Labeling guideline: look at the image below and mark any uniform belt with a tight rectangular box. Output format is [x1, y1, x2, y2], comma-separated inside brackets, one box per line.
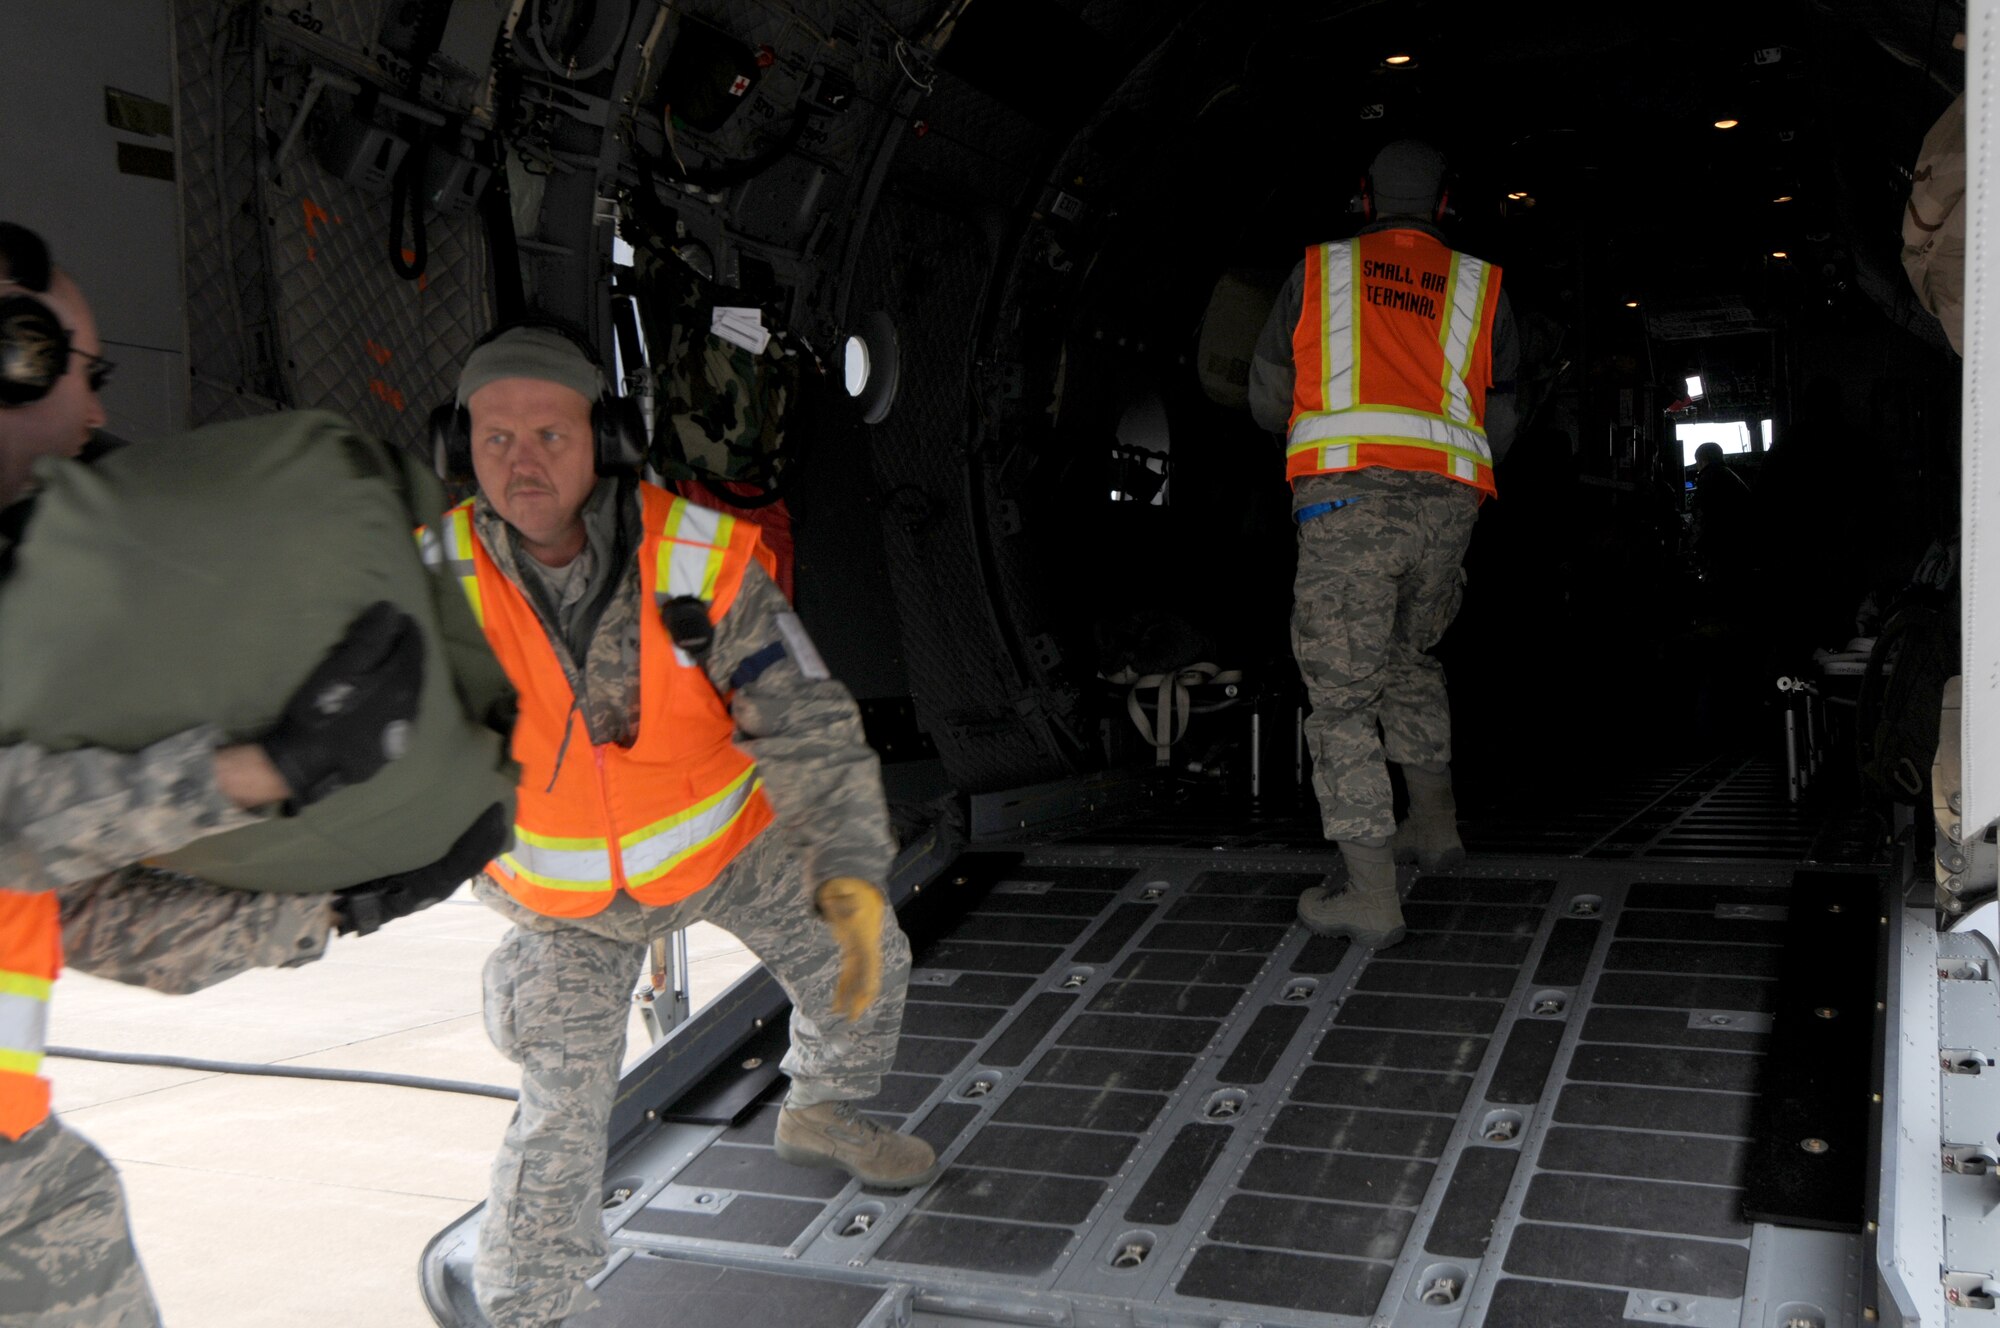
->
[1295, 497, 1362, 524]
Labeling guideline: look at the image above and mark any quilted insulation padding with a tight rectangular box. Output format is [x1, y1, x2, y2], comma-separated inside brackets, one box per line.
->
[174, 1, 489, 454]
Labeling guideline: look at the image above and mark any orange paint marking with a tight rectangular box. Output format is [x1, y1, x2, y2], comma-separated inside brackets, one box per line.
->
[400, 249, 430, 292]
[365, 339, 393, 366]
[302, 198, 333, 239]
[369, 379, 407, 413]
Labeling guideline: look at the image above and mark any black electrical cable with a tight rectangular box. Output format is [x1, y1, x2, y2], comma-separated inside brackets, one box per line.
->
[46, 1045, 518, 1101]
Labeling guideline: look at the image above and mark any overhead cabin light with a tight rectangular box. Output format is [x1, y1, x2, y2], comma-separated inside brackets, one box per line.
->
[1506, 191, 1529, 200]
[1773, 194, 1794, 203]
[1686, 375, 1706, 400]
[1384, 53, 1414, 65]
[1770, 250, 1788, 258]
[1713, 118, 1740, 129]
[1624, 300, 1640, 308]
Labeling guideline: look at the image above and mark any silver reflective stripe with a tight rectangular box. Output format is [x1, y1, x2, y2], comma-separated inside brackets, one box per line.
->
[1289, 409, 1493, 462]
[1438, 252, 1487, 424]
[417, 527, 446, 569]
[0, 992, 48, 1058]
[501, 839, 615, 891]
[1322, 444, 1356, 471]
[620, 772, 761, 883]
[666, 541, 715, 601]
[1321, 242, 1359, 410]
[673, 502, 724, 546]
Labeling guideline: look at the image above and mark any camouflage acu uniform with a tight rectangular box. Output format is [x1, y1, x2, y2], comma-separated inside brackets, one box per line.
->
[466, 487, 902, 1328]
[1289, 469, 1479, 844]
[0, 727, 336, 1327]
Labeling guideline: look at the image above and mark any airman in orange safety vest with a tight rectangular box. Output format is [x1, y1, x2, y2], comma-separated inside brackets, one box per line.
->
[1249, 141, 1520, 950]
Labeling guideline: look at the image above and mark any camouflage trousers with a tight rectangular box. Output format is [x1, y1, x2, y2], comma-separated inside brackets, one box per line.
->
[1290, 468, 1480, 844]
[0, 1117, 157, 1327]
[471, 831, 911, 1328]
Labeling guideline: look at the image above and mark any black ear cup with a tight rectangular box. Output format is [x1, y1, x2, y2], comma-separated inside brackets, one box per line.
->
[593, 395, 648, 476]
[430, 402, 473, 483]
[0, 293, 70, 408]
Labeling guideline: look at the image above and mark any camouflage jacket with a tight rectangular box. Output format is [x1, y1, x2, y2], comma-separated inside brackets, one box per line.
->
[470, 486, 894, 891]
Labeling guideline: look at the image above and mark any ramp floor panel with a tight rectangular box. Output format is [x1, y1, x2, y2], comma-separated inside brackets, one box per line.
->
[565, 846, 1870, 1327]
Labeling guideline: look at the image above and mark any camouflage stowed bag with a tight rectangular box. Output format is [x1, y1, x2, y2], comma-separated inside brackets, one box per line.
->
[627, 244, 799, 489]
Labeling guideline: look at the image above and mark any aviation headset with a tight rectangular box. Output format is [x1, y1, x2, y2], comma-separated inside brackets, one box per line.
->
[429, 317, 648, 483]
[0, 223, 75, 408]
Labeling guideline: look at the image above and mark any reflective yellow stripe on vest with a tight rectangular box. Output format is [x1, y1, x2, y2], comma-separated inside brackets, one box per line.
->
[1436, 251, 1492, 426]
[498, 827, 616, 893]
[656, 501, 737, 666]
[621, 767, 764, 888]
[416, 508, 484, 627]
[1288, 407, 1493, 484]
[0, 970, 51, 1078]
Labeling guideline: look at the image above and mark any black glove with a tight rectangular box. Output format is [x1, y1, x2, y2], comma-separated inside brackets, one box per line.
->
[262, 601, 425, 809]
[333, 802, 510, 937]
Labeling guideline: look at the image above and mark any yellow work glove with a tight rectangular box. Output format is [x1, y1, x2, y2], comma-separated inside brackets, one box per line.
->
[815, 877, 885, 1022]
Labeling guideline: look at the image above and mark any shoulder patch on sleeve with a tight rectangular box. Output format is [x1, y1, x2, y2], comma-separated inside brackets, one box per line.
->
[773, 612, 830, 681]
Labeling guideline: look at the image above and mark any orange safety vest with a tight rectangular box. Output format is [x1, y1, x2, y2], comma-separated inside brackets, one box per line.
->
[1287, 228, 1504, 499]
[420, 484, 776, 918]
[0, 891, 59, 1140]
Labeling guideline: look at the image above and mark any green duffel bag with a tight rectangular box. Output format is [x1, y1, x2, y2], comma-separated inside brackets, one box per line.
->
[0, 409, 518, 893]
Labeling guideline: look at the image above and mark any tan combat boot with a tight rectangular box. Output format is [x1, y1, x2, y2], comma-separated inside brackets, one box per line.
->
[775, 1100, 940, 1189]
[1392, 764, 1466, 871]
[1297, 840, 1407, 948]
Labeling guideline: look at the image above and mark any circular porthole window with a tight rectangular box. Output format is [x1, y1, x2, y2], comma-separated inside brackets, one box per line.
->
[843, 335, 871, 397]
[843, 312, 901, 424]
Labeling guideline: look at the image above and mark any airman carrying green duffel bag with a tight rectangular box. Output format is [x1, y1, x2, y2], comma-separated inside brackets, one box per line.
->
[0, 409, 518, 893]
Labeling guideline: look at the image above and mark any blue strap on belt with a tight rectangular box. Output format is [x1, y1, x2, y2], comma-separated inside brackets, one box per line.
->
[1295, 497, 1361, 524]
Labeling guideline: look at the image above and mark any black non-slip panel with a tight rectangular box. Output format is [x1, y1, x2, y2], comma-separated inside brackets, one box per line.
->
[872, 1212, 1073, 1276]
[1532, 918, 1600, 987]
[1210, 1192, 1415, 1262]
[983, 993, 1077, 1067]
[1115, 951, 1265, 985]
[872, 1074, 942, 1113]
[1139, 921, 1291, 954]
[1407, 877, 1557, 906]
[1060, 1012, 1222, 1054]
[1335, 993, 1504, 1035]
[673, 1144, 851, 1200]
[1166, 895, 1299, 925]
[1613, 911, 1788, 946]
[1502, 1224, 1750, 1298]
[918, 1167, 1106, 1224]
[1567, 1043, 1764, 1094]
[1592, 972, 1777, 1013]
[1314, 1027, 1490, 1074]
[1011, 866, 1141, 891]
[1087, 980, 1243, 1019]
[1424, 1146, 1521, 1258]
[994, 1084, 1167, 1134]
[954, 1123, 1137, 1177]
[1538, 1125, 1750, 1186]
[1580, 1007, 1771, 1052]
[1294, 1065, 1474, 1115]
[1484, 1279, 1637, 1328]
[1486, 1018, 1565, 1105]
[1189, 869, 1325, 897]
[580, 1256, 888, 1328]
[1625, 883, 1790, 911]
[904, 973, 1038, 1007]
[1265, 1104, 1457, 1158]
[1401, 902, 1545, 935]
[912, 1102, 982, 1155]
[1605, 939, 1783, 979]
[1354, 961, 1517, 1000]
[624, 1195, 827, 1247]
[1374, 931, 1536, 966]
[893, 1036, 979, 1076]
[972, 889, 1124, 917]
[1741, 870, 1880, 1232]
[1554, 1083, 1757, 1138]
[1238, 1148, 1436, 1207]
[902, 1001, 1011, 1040]
[1073, 904, 1158, 963]
[1177, 1244, 1392, 1317]
[1523, 1172, 1752, 1240]
[1124, 1124, 1235, 1225]
[1027, 1046, 1195, 1093]
[947, 914, 1095, 946]
[1292, 934, 1354, 973]
[916, 940, 1069, 975]
[1218, 1006, 1309, 1084]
